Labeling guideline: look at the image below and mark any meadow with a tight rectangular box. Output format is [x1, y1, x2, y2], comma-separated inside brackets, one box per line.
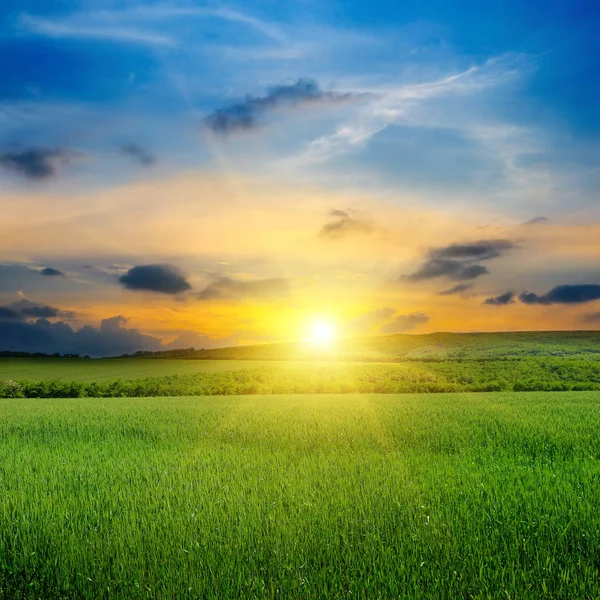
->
[130, 330, 600, 361]
[1, 392, 599, 599]
[3, 356, 600, 397]
[2, 333, 599, 598]
[0, 358, 264, 382]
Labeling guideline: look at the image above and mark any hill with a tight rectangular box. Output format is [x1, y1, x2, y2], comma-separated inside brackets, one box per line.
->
[122, 330, 600, 362]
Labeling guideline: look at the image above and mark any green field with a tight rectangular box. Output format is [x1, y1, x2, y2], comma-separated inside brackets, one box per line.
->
[1, 392, 599, 599]
[3, 356, 600, 396]
[127, 330, 600, 361]
[0, 358, 270, 382]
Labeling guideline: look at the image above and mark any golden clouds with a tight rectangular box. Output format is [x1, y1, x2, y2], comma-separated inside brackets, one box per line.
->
[2, 170, 600, 342]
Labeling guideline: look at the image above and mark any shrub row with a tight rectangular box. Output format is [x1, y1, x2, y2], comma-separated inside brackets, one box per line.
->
[2, 358, 600, 397]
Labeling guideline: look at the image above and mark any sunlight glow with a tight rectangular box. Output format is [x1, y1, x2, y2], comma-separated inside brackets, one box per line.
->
[305, 318, 338, 347]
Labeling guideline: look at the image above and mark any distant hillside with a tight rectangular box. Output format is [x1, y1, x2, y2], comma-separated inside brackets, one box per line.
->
[122, 331, 600, 362]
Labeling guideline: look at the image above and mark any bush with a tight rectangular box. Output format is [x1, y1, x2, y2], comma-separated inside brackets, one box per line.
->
[3, 356, 600, 398]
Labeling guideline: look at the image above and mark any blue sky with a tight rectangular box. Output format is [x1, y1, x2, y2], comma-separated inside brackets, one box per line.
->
[0, 0, 599, 354]
[1, 0, 597, 196]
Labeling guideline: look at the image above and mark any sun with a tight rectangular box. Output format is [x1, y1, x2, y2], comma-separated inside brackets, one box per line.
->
[305, 318, 339, 347]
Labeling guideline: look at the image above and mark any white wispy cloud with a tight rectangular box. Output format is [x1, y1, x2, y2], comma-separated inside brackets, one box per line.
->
[16, 3, 287, 48]
[17, 14, 177, 47]
[285, 55, 528, 168]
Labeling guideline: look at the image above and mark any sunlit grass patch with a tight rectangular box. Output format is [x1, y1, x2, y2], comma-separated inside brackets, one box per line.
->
[0, 392, 599, 598]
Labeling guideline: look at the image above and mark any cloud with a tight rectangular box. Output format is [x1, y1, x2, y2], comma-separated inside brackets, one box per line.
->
[0, 304, 237, 356]
[406, 261, 488, 282]
[0, 299, 75, 320]
[319, 209, 374, 239]
[0, 314, 162, 357]
[289, 55, 525, 167]
[347, 306, 396, 334]
[0, 307, 20, 320]
[404, 239, 514, 282]
[519, 284, 600, 305]
[483, 291, 515, 306]
[0, 147, 82, 180]
[17, 5, 285, 48]
[379, 312, 429, 334]
[439, 283, 473, 296]
[524, 216, 549, 225]
[40, 267, 65, 277]
[18, 13, 176, 47]
[582, 312, 600, 324]
[429, 240, 514, 261]
[119, 264, 192, 295]
[203, 78, 355, 135]
[120, 144, 156, 167]
[197, 277, 289, 300]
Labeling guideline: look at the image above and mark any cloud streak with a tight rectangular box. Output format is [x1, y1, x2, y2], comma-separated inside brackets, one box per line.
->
[18, 13, 177, 47]
[18, 5, 286, 48]
[288, 55, 525, 167]
[404, 239, 514, 283]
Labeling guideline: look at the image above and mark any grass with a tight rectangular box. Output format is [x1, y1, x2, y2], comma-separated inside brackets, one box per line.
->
[6, 331, 600, 364]
[4, 357, 600, 396]
[129, 330, 600, 361]
[1, 392, 599, 599]
[0, 358, 272, 382]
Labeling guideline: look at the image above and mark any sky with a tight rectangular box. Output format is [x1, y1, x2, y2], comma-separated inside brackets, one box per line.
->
[0, 0, 599, 356]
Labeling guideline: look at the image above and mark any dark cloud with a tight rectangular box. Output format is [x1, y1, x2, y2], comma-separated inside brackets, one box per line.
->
[0, 313, 239, 357]
[320, 209, 373, 239]
[0, 307, 20, 320]
[405, 259, 488, 282]
[204, 78, 355, 135]
[524, 216, 549, 225]
[197, 277, 289, 301]
[483, 291, 515, 306]
[19, 304, 64, 319]
[439, 283, 473, 296]
[519, 284, 600, 305]
[429, 240, 514, 261]
[120, 144, 156, 167]
[379, 312, 429, 334]
[0, 299, 76, 320]
[40, 267, 65, 277]
[582, 312, 600, 323]
[0, 147, 82, 180]
[404, 239, 514, 282]
[119, 264, 192, 295]
[0, 315, 161, 358]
